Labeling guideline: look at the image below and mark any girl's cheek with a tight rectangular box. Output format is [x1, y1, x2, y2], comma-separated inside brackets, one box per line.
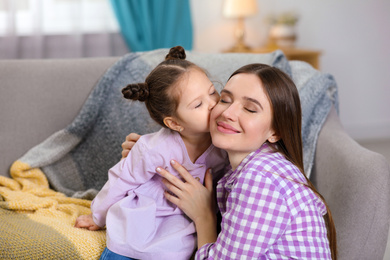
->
[212, 105, 224, 119]
[209, 109, 217, 121]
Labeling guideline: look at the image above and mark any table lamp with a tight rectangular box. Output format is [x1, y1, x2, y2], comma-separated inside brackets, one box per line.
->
[223, 0, 258, 52]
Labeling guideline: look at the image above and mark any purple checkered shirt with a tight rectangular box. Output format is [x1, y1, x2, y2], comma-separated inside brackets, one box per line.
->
[196, 143, 331, 259]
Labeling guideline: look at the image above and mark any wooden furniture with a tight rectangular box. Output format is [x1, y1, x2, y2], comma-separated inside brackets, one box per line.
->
[225, 46, 322, 69]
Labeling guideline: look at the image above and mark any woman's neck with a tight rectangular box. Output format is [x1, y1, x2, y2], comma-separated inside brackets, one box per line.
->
[227, 151, 251, 171]
[181, 133, 212, 163]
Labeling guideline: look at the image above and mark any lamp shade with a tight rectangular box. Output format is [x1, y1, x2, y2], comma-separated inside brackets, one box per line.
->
[223, 0, 258, 18]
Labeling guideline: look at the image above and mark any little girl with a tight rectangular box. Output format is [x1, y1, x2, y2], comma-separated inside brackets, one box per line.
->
[74, 46, 227, 260]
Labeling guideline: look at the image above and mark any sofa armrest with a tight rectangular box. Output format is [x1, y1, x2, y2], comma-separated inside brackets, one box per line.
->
[0, 57, 120, 177]
[311, 106, 390, 260]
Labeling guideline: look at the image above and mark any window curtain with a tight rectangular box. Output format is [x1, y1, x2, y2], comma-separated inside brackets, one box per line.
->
[110, 0, 193, 51]
[0, 0, 128, 59]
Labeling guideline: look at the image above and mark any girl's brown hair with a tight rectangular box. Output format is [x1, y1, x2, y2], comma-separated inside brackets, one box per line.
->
[122, 46, 200, 127]
[229, 63, 337, 260]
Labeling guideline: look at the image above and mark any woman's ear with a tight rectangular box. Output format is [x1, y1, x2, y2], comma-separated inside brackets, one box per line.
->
[267, 133, 280, 143]
[163, 117, 183, 132]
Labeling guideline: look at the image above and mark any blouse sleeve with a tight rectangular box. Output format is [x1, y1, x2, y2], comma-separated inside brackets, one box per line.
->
[91, 141, 158, 227]
[196, 169, 291, 259]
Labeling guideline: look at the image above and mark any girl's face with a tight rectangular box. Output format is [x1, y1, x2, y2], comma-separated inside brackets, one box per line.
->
[174, 68, 219, 135]
[210, 73, 278, 162]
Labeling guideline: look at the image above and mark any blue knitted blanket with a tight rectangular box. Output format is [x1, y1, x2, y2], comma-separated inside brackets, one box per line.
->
[15, 49, 338, 199]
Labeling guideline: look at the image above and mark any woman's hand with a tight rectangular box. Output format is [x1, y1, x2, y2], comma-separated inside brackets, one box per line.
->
[156, 160, 217, 248]
[74, 214, 102, 231]
[121, 133, 141, 158]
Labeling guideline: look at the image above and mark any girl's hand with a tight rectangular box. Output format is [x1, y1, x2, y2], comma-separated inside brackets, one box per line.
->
[74, 214, 102, 231]
[121, 133, 141, 158]
[157, 160, 217, 247]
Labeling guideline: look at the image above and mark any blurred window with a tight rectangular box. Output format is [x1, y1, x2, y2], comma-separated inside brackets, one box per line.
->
[0, 0, 119, 36]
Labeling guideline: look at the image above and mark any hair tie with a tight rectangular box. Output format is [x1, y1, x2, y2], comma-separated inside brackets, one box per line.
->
[165, 46, 186, 60]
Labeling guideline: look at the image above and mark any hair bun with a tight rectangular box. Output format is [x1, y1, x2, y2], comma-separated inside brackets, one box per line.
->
[165, 46, 186, 60]
[122, 83, 149, 102]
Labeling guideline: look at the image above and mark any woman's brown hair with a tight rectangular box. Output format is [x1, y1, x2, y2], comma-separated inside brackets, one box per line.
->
[122, 46, 202, 128]
[229, 63, 337, 260]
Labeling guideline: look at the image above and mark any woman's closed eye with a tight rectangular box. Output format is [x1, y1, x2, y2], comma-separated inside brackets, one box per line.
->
[245, 107, 257, 113]
[219, 95, 232, 104]
[244, 102, 258, 113]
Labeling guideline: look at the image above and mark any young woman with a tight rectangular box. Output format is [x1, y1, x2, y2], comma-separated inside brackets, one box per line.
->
[151, 64, 337, 259]
[74, 46, 227, 260]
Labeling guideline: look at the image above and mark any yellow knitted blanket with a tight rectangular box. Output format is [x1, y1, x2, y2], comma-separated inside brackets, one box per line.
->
[0, 161, 106, 259]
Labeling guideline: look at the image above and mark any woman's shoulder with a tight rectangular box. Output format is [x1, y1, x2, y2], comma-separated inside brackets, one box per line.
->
[244, 147, 299, 176]
[246, 152, 303, 188]
[239, 149, 314, 209]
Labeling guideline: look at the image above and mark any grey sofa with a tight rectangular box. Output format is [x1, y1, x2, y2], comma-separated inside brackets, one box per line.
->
[1, 55, 389, 260]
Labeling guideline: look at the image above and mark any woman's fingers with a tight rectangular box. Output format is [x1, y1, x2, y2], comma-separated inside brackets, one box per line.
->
[163, 190, 181, 206]
[121, 149, 129, 159]
[156, 166, 185, 189]
[161, 178, 182, 196]
[127, 133, 141, 142]
[157, 163, 216, 223]
[156, 160, 210, 192]
[157, 167, 186, 206]
[204, 169, 213, 193]
[121, 133, 141, 158]
[169, 160, 198, 184]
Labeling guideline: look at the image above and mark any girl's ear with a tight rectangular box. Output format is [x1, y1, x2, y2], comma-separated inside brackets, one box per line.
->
[163, 117, 183, 132]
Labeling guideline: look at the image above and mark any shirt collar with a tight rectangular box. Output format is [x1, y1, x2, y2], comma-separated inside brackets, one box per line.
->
[222, 142, 275, 182]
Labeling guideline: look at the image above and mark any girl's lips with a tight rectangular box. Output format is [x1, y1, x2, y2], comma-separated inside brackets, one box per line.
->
[216, 121, 240, 134]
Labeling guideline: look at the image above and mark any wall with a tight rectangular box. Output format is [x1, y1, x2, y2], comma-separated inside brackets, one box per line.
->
[190, 0, 390, 141]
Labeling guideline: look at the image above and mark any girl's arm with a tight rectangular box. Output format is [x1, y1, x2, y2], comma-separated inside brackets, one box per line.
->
[92, 141, 154, 227]
[77, 155, 148, 230]
[156, 160, 218, 248]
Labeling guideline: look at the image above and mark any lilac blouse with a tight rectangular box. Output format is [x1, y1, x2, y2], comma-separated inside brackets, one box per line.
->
[196, 143, 331, 259]
[91, 128, 227, 260]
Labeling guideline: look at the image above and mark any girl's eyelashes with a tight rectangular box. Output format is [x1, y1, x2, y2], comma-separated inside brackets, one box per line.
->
[195, 102, 202, 108]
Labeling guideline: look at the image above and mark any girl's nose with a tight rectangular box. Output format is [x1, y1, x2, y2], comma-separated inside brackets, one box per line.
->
[208, 96, 217, 110]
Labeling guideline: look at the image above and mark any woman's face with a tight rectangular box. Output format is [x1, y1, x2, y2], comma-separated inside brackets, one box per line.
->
[210, 73, 278, 160]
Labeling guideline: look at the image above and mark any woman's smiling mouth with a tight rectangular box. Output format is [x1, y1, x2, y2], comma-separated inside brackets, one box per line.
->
[216, 121, 240, 134]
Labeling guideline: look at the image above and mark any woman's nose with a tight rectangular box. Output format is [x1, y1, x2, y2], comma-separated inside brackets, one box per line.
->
[221, 102, 238, 121]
